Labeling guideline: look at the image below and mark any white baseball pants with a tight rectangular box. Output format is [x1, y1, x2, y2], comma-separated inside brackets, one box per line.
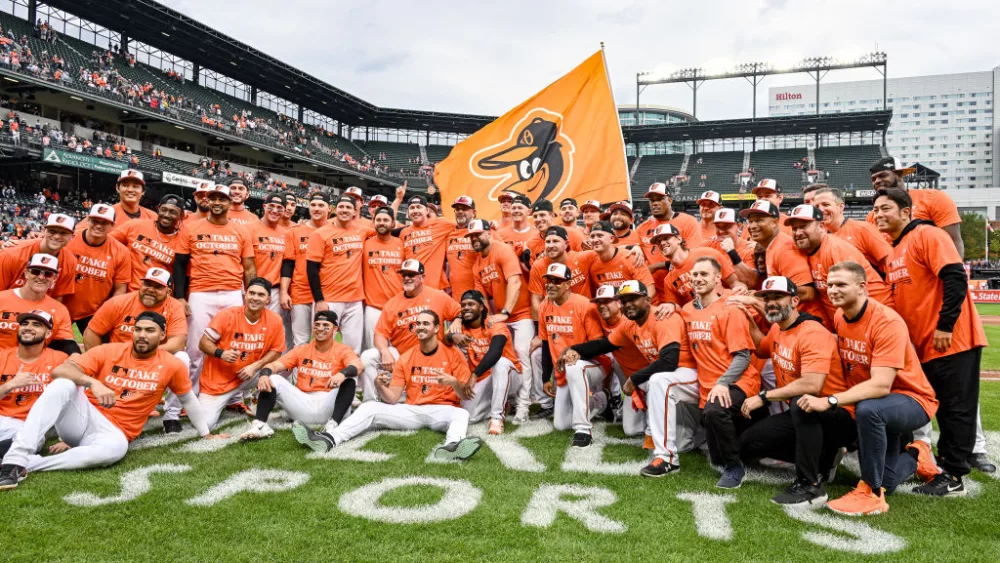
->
[0, 415, 24, 442]
[529, 348, 554, 411]
[363, 306, 382, 351]
[326, 300, 364, 353]
[611, 359, 646, 437]
[2, 379, 128, 472]
[185, 289, 243, 381]
[268, 288, 293, 351]
[508, 319, 538, 411]
[647, 368, 700, 466]
[331, 401, 470, 446]
[291, 303, 314, 347]
[268, 375, 350, 425]
[553, 360, 608, 435]
[197, 377, 259, 430]
[360, 347, 399, 402]
[461, 357, 520, 423]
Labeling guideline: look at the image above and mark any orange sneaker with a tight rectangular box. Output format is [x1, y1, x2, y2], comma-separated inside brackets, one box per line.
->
[907, 441, 941, 482]
[643, 434, 654, 450]
[827, 481, 889, 516]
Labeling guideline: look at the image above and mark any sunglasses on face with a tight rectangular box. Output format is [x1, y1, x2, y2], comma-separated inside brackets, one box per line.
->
[28, 268, 56, 278]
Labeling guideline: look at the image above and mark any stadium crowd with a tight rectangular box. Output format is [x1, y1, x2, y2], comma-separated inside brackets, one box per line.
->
[0, 155, 993, 519]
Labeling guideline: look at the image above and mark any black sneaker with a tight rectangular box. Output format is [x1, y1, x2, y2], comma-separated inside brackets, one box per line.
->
[0, 438, 12, 459]
[771, 478, 829, 506]
[0, 464, 26, 490]
[640, 458, 680, 478]
[913, 473, 966, 497]
[162, 420, 182, 434]
[971, 453, 996, 474]
[291, 421, 335, 453]
[532, 407, 555, 420]
[571, 432, 592, 448]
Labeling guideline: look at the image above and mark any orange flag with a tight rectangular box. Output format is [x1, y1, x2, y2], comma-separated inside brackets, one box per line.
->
[434, 50, 630, 221]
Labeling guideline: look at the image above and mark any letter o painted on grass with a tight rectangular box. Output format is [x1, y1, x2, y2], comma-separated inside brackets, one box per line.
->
[339, 476, 482, 524]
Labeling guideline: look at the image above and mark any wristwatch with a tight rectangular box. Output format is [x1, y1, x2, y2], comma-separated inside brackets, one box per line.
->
[499, 309, 510, 317]
[757, 390, 770, 405]
[827, 396, 839, 409]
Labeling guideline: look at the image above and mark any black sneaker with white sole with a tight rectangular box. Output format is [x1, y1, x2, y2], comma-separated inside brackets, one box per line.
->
[434, 437, 484, 461]
[162, 420, 182, 434]
[0, 464, 26, 490]
[640, 458, 680, 478]
[532, 407, 555, 420]
[771, 478, 829, 506]
[971, 453, 996, 474]
[913, 473, 966, 497]
[291, 421, 335, 453]
[571, 432, 592, 448]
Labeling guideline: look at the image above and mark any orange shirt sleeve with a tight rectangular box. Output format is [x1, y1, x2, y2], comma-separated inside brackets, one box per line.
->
[925, 190, 961, 228]
[52, 251, 77, 297]
[277, 345, 304, 371]
[87, 297, 122, 337]
[537, 302, 549, 341]
[265, 315, 286, 353]
[72, 345, 108, 376]
[439, 294, 462, 323]
[374, 301, 394, 340]
[282, 229, 297, 262]
[239, 226, 254, 259]
[757, 324, 776, 359]
[53, 305, 74, 341]
[774, 246, 813, 286]
[450, 346, 473, 384]
[917, 225, 963, 275]
[582, 303, 604, 341]
[724, 306, 754, 354]
[655, 315, 685, 350]
[799, 323, 835, 374]
[205, 308, 233, 341]
[305, 229, 327, 263]
[870, 314, 908, 370]
[165, 299, 187, 338]
[109, 222, 129, 245]
[528, 260, 545, 295]
[165, 358, 193, 395]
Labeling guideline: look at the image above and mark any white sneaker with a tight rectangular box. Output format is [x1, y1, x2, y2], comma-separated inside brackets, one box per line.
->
[512, 407, 529, 424]
[323, 420, 339, 435]
[488, 419, 504, 435]
[239, 420, 274, 441]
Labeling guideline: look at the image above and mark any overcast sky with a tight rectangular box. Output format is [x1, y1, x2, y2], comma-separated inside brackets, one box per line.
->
[158, 0, 999, 121]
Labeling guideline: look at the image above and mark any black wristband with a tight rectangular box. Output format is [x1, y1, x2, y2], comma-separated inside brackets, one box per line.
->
[259, 367, 273, 377]
[727, 249, 742, 265]
[534, 321, 539, 333]
[213, 348, 224, 359]
[758, 389, 770, 405]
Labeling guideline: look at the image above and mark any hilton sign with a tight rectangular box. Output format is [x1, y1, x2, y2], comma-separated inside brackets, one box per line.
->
[775, 93, 803, 100]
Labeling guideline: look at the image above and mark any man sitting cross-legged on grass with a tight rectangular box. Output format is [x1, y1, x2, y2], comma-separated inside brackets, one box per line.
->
[240, 310, 362, 441]
[293, 310, 484, 461]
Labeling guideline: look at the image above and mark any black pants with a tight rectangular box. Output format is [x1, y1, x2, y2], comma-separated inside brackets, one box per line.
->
[702, 385, 755, 469]
[74, 315, 92, 336]
[922, 347, 981, 477]
[739, 398, 857, 484]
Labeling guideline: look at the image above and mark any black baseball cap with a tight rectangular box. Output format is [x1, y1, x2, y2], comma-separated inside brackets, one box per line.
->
[336, 196, 356, 207]
[314, 310, 339, 325]
[460, 289, 487, 306]
[511, 195, 532, 207]
[532, 199, 554, 213]
[407, 195, 429, 207]
[159, 194, 184, 209]
[264, 194, 284, 206]
[545, 226, 568, 241]
[374, 207, 395, 219]
[560, 198, 578, 208]
[225, 176, 247, 187]
[869, 156, 915, 176]
[247, 277, 273, 293]
[589, 221, 616, 236]
[309, 192, 331, 203]
[135, 311, 167, 331]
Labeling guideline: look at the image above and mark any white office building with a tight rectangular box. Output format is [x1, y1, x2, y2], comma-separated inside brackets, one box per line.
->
[768, 68, 998, 191]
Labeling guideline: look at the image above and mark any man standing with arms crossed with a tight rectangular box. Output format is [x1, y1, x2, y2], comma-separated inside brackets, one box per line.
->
[362, 207, 403, 350]
[281, 192, 330, 347]
[111, 194, 189, 292]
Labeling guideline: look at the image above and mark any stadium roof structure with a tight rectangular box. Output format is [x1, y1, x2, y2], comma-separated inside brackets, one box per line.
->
[622, 110, 892, 144]
[45, 0, 496, 134]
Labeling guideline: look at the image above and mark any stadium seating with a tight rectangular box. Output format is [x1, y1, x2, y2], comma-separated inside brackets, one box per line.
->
[361, 141, 422, 175]
[814, 145, 882, 191]
[748, 148, 807, 193]
[685, 151, 745, 194]
[630, 154, 684, 199]
[425, 145, 453, 164]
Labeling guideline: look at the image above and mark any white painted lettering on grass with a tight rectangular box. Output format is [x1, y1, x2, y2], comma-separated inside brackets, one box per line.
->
[521, 484, 625, 534]
[561, 423, 645, 475]
[677, 492, 736, 541]
[63, 464, 192, 507]
[307, 430, 416, 462]
[339, 476, 481, 524]
[468, 419, 552, 473]
[185, 469, 310, 507]
[784, 506, 906, 554]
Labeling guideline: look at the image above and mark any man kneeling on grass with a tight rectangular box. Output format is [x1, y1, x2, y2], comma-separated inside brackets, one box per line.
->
[292, 310, 484, 461]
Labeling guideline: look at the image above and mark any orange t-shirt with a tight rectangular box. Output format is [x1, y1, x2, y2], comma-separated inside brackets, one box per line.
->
[399, 217, 455, 290]
[63, 233, 130, 320]
[0, 347, 68, 420]
[460, 321, 522, 381]
[525, 228, 586, 263]
[866, 189, 961, 230]
[199, 307, 285, 395]
[886, 223, 987, 362]
[249, 222, 287, 286]
[587, 248, 656, 297]
[764, 232, 826, 320]
[283, 221, 324, 305]
[227, 207, 261, 228]
[73, 343, 191, 441]
[636, 215, 699, 303]
[497, 224, 538, 262]
[183, 212, 209, 226]
[276, 341, 360, 393]
[833, 299, 938, 419]
[528, 251, 594, 297]
[830, 218, 891, 273]
[0, 240, 78, 298]
[185, 220, 254, 293]
[473, 242, 532, 322]
[607, 312, 694, 377]
[305, 221, 374, 302]
[392, 342, 472, 406]
[538, 293, 606, 386]
[705, 237, 758, 267]
[0, 289, 74, 348]
[375, 287, 462, 353]
[758, 316, 846, 398]
[682, 297, 760, 407]
[109, 203, 157, 227]
[110, 219, 190, 291]
[362, 235, 404, 307]
[699, 221, 716, 242]
[805, 235, 892, 327]
[445, 226, 479, 300]
[662, 247, 735, 307]
[87, 292, 187, 343]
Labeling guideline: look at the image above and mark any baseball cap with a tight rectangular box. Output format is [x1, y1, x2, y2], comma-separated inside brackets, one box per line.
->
[88, 204, 116, 224]
[159, 194, 185, 209]
[713, 208, 738, 224]
[532, 199, 554, 213]
[263, 193, 285, 206]
[560, 198, 578, 208]
[511, 194, 532, 208]
[617, 280, 649, 298]
[451, 195, 476, 209]
[466, 219, 491, 234]
[644, 182, 670, 198]
[284, 192, 298, 203]
[544, 226, 568, 241]
[344, 186, 364, 200]
[739, 200, 780, 219]
[751, 178, 782, 195]
[314, 310, 340, 325]
[27, 253, 58, 272]
[336, 196, 356, 207]
[194, 181, 215, 193]
[398, 259, 425, 275]
[142, 267, 172, 287]
[592, 284, 617, 302]
[758, 276, 798, 297]
[407, 195, 428, 207]
[869, 156, 915, 176]
[16, 309, 53, 329]
[608, 201, 633, 217]
[497, 191, 515, 203]
[135, 310, 167, 331]
[308, 191, 331, 204]
[543, 262, 572, 281]
[580, 199, 602, 212]
[44, 213, 75, 232]
[117, 169, 145, 186]
[650, 223, 681, 243]
[697, 191, 721, 206]
[247, 277, 273, 293]
[589, 221, 616, 236]
[208, 185, 232, 199]
[225, 176, 247, 188]
[460, 289, 487, 306]
[784, 204, 823, 224]
[373, 206, 395, 220]
[368, 195, 389, 208]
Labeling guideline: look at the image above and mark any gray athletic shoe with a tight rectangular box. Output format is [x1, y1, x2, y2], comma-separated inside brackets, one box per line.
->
[434, 437, 484, 461]
[291, 421, 335, 453]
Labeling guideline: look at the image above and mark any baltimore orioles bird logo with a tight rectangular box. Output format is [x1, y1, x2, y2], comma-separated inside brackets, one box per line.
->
[471, 109, 576, 205]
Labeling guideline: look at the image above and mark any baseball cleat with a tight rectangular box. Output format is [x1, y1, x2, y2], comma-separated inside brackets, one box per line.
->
[971, 453, 996, 474]
[0, 464, 26, 490]
[827, 481, 889, 516]
[434, 437, 484, 461]
[571, 432, 592, 448]
[716, 464, 746, 489]
[640, 457, 679, 478]
[771, 478, 828, 506]
[532, 407, 555, 420]
[488, 419, 504, 435]
[162, 420, 182, 434]
[291, 421, 335, 453]
[239, 420, 275, 442]
[913, 473, 966, 497]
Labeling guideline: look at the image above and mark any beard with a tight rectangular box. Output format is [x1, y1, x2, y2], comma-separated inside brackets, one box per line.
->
[764, 304, 793, 324]
[17, 333, 46, 346]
